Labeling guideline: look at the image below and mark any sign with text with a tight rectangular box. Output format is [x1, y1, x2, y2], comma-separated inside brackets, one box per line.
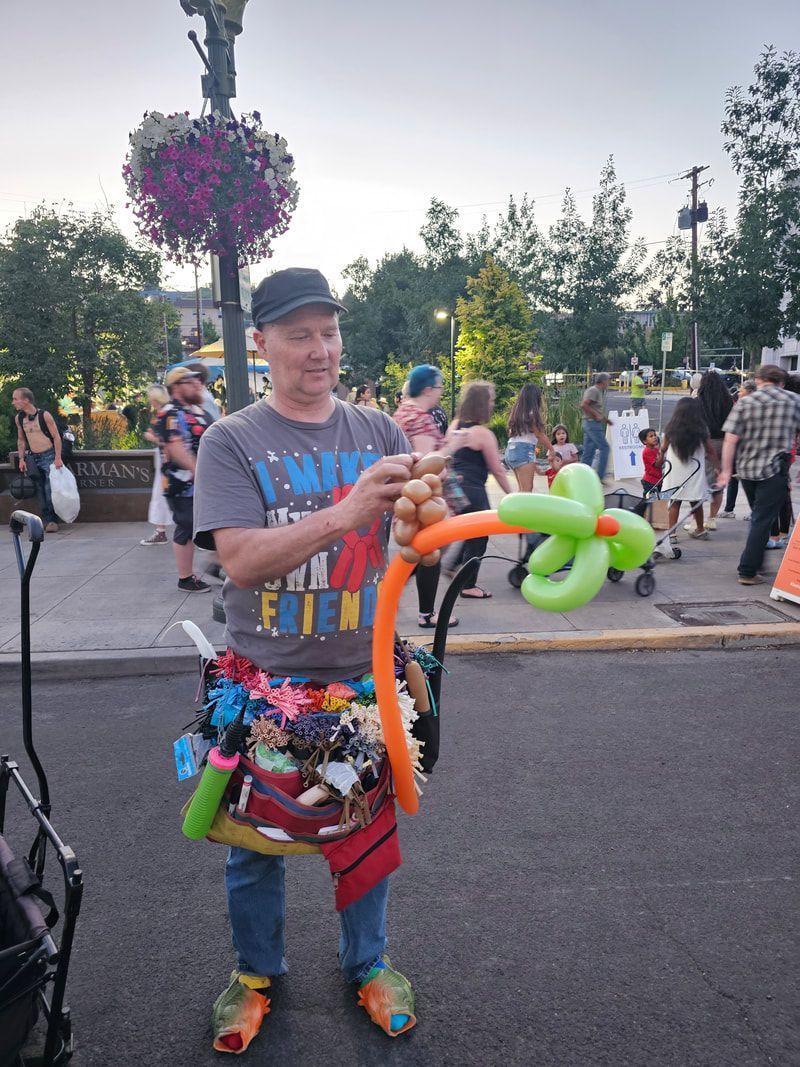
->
[661, 332, 673, 352]
[606, 409, 650, 480]
[770, 521, 800, 607]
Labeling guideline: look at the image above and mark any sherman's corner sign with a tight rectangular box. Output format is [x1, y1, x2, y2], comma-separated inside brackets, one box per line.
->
[69, 456, 152, 491]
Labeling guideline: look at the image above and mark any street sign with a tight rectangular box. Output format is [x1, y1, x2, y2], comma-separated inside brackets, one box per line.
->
[661, 332, 673, 353]
[607, 408, 650, 479]
[630, 356, 639, 366]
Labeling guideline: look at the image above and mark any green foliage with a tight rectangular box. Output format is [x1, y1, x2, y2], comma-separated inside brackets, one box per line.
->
[715, 46, 800, 363]
[202, 317, 220, 344]
[340, 223, 483, 385]
[455, 258, 534, 412]
[0, 206, 165, 432]
[380, 356, 413, 410]
[541, 381, 586, 446]
[419, 198, 463, 268]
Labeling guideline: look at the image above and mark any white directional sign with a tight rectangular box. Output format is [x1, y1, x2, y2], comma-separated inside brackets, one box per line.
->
[606, 408, 650, 479]
[661, 331, 673, 352]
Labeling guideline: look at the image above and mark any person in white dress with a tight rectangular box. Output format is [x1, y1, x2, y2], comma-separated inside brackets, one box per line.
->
[140, 384, 173, 546]
[659, 397, 720, 540]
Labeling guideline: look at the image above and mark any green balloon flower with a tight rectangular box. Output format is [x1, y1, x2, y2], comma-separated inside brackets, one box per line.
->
[497, 464, 655, 612]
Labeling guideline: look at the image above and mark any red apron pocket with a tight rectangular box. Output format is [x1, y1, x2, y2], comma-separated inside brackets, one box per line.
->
[320, 799, 401, 911]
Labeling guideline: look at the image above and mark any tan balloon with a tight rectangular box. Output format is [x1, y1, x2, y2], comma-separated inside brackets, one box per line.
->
[393, 519, 419, 546]
[393, 496, 417, 521]
[416, 497, 448, 527]
[399, 545, 422, 564]
[411, 453, 447, 479]
[402, 479, 432, 504]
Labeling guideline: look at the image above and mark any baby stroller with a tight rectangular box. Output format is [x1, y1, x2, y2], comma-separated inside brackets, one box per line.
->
[0, 512, 83, 1066]
[604, 457, 704, 596]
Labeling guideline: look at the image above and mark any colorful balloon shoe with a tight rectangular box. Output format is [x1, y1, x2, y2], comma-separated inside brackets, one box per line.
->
[357, 956, 416, 1037]
[211, 972, 271, 1054]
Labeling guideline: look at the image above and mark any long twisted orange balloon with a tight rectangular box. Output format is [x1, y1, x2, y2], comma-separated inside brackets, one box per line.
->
[372, 512, 526, 815]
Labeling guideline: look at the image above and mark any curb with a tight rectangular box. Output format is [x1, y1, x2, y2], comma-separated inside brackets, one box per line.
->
[1, 622, 800, 681]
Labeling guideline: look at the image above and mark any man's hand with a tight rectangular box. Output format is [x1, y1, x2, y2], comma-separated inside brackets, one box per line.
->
[337, 453, 414, 528]
[54, 458, 63, 470]
[18, 457, 26, 473]
[604, 417, 614, 427]
[715, 470, 731, 489]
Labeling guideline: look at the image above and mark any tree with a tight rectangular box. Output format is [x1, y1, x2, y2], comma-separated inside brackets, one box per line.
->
[717, 46, 800, 364]
[202, 317, 220, 344]
[454, 257, 534, 412]
[0, 206, 164, 430]
[419, 198, 463, 268]
[534, 159, 645, 371]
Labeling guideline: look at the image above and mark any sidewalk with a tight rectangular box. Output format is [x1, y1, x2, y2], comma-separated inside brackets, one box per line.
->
[1, 474, 799, 677]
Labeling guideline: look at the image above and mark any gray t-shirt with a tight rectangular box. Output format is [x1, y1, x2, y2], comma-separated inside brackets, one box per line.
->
[193, 398, 410, 682]
[582, 385, 607, 421]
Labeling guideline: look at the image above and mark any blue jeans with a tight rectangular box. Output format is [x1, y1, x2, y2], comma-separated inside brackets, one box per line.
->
[581, 420, 610, 480]
[225, 848, 389, 982]
[27, 449, 58, 525]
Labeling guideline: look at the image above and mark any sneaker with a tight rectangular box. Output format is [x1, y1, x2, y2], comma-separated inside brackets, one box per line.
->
[705, 517, 717, 530]
[689, 529, 709, 540]
[682, 521, 694, 532]
[178, 575, 211, 593]
[45, 522, 59, 533]
[738, 574, 765, 585]
[140, 530, 168, 545]
[719, 510, 735, 519]
[766, 538, 787, 550]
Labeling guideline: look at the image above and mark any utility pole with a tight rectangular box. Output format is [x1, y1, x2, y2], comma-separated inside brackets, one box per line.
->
[678, 165, 709, 373]
[185, 1, 250, 411]
[194, 265, 202, 351]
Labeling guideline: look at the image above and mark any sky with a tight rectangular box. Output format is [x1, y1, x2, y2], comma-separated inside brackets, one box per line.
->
[4, 0, 798, 296]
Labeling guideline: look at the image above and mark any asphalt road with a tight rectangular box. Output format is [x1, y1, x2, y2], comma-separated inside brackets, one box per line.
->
[2, 650, 797, 1066]
[607, 390, 681, 430]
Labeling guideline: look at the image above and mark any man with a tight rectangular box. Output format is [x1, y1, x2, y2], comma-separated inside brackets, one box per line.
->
[580, 372, 614, 482]
[193, 267, 416, 1053]
[185, 361, 222, 422]
[155, 367, 214, 592]
[12, 387, 63, 532]
[630, 368, 646, 413]
[718, 364, 800, 585]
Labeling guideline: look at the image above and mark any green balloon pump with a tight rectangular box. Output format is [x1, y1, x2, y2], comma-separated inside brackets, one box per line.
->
[182, 706, 247, 840]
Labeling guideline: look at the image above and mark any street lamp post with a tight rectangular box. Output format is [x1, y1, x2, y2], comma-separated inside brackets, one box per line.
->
[181, 0, 250, 412]
[434, 309, 456, 421]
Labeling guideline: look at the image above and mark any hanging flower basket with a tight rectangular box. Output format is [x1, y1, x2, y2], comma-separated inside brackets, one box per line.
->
[123, 110, 299, 265]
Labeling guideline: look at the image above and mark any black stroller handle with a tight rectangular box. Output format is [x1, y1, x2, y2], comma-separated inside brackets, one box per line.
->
[10, 510, 45, 544]
[9, 511, 48, 815]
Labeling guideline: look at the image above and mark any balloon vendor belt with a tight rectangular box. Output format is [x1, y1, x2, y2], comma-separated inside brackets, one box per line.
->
[177, 642, 439, 910]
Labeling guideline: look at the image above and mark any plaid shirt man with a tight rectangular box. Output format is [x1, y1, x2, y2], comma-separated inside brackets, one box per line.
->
[722, 385, 800, 481]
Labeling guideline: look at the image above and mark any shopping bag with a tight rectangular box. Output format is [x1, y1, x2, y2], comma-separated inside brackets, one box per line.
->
[48, 465, 80, 523]
[647, 498, 670, 530]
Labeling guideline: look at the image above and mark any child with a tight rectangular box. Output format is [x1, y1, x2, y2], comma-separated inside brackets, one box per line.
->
[546, 424, 579, 488]
[639, 428, 663, 495]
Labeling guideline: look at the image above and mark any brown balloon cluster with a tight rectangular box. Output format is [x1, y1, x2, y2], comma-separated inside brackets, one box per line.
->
[392, 453, 449, 567]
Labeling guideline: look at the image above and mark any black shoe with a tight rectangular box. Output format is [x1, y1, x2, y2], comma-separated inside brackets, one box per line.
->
[178, 575, 211, 593]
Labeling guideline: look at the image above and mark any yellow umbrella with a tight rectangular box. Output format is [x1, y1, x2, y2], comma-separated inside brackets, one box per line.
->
[192, 326, 259, 356]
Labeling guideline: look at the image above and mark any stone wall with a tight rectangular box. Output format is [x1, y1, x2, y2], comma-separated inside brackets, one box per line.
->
[0, 450, 156, 523]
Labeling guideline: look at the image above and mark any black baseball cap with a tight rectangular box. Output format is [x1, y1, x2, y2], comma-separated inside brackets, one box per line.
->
[251, 268, 346, 328]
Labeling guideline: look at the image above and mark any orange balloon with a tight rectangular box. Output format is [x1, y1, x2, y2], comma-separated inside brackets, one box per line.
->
[373, 511, 527, 814]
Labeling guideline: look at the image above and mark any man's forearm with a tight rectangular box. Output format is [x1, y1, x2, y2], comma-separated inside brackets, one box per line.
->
[214, 501, 359, 587]
[721, 433, 738, 476]
[167, 442, 197, 474]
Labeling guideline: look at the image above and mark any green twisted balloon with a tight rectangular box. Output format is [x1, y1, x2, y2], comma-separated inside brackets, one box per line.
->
[497, 464, 655, 612]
